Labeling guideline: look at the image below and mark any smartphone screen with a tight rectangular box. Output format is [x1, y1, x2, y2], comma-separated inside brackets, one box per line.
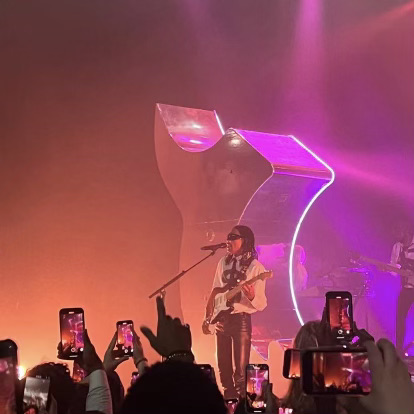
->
[59, 308, 85, 359]
[0, 340, 18, 414]
[130, 371, 139, 386]
[116, 320, 134, 357]
[23, 377, 50, 412]
[0, 358, 17, 414]
[225, 398, 238, 414]
[283, 349, 300, 379]
[72, 361, 87, 383]
[302, 349, 371, 395]
[326, 292, 353, 338]
[246, 364, 269, 413]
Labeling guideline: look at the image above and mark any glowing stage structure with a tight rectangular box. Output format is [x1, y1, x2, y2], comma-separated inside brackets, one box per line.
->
[154, 103, 334, 361]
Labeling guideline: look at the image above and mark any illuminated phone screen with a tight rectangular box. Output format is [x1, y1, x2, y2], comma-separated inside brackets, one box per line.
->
[60, 310, 84, 357]
[328, 296, 352, 337]
[310, 351, 371, 394]
[23, 377, 50, 412]
[246, 365, 269, 412]
[0, 356, 17, 414]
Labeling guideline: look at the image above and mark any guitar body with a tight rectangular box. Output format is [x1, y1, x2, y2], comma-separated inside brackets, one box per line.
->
[206, 285, 234, 325]
[203, 270, 273, 335]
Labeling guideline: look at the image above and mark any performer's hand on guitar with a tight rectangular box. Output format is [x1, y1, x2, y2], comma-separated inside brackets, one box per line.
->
[141, 296, 192, 358]
[242, 284, 255, 301]
[202, 318, 212, 335]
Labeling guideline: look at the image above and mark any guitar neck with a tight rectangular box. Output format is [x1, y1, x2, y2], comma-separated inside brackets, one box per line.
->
[358, 255, 410, 277]
[225, 273, 264, 302]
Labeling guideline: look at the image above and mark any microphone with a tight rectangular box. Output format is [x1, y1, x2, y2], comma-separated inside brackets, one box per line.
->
[200, 242, 227, 251]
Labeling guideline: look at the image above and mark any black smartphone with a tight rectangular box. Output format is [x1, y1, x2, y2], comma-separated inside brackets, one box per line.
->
[59, 308, 85, 359]
[302, 348, 371, 395]
[72, 361, 87, 383]
[225, 398, 239, 414]
[131, 371, 139, 386]
[198, 364, 216, 383]
[283, 349, 301, 379]
[245, 364, 269, 413]
[23, 376, 51, 413]
[115, 320, 134, 357]
[325, 291, 353, 339]
[0, 339, 18, 414]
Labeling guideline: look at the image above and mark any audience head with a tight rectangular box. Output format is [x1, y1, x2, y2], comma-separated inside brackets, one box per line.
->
[121, 361, 227, 414]
[293, 320, 319, 348]
[25, 363, 75, 414]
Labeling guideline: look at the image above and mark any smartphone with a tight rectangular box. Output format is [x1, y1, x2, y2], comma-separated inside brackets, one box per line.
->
[115, 320, 134, 357]
[131, 371, 139, 386]
[23, 376, 51, 413]
[198, 364, 216, 384]
[0, 339, 18, 414]
[72, 361, 87, 383]
[59, 308, 85, 359]
[302, 348, 371, 395]
[245, 364, 269, 413]
[283, 349, 301, 379]
[326, 291, 353, 339]
[225, 398, 239, 414]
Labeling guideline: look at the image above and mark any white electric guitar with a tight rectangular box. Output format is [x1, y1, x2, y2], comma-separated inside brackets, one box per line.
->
[203, 270, 273, 331]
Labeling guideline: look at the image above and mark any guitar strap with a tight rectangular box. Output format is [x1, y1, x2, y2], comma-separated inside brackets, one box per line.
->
[221, 255, 254, 303]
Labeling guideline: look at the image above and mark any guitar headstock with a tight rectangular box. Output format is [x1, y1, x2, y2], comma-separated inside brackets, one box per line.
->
[349, 251, 362, 263]
[258, 270, 273, 281]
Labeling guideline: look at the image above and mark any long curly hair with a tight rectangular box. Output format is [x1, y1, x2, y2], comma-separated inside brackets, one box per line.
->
[25, 362, 76, 414]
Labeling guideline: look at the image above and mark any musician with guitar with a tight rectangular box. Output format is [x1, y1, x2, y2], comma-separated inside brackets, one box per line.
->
[356, 222, 414, 354]
[391, 222, 414, 354]
[201, 225, 272, 399]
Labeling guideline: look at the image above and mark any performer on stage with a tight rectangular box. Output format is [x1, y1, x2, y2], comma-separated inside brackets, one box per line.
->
[202, 225, 268, 399]
[391, 221, 414, 354]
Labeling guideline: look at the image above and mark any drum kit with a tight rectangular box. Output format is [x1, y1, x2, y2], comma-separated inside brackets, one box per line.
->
[299, 260, 374, 300]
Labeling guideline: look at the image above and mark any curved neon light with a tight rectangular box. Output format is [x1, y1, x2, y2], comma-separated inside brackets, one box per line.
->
[214, 111, 226, 136]
[288, 135, 335, 326]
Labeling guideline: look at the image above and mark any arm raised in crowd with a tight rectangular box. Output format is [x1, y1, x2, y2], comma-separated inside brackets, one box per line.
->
[140, 296, 193, 362]
[103, 332, 129, 373]
[339, 338, 414, 414]
[80, 329, 113, 414]
[131, 329, 149, 375]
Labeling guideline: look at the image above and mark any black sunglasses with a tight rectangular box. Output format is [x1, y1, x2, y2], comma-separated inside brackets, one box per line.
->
[227, 233, 243, 241]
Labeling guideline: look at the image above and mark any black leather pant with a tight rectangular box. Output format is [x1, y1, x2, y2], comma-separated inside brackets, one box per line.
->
[396, 287, 414, 353]
[216, 312, 251, 399]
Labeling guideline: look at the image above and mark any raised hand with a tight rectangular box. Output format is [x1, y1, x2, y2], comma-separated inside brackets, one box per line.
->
[76, 329, 103, 375]
[140, 296, 192, 358]
[339, 339, 414, 414]
[132, 329, 146, 365]
[103, 332, 129, 372]
[262, 381, 279, 413]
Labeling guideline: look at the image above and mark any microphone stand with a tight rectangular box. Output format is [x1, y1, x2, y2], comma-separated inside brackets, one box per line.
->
[148, 249, 219, 299]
